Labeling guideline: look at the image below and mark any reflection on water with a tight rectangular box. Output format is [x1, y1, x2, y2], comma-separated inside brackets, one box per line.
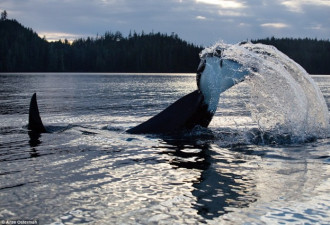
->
[0, 74, 329, 224]
[158, 137, 257, 220]
[28, 131, 41, 148]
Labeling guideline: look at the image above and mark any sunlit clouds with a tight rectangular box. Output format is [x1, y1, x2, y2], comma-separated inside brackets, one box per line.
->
[261, 23, 290, 29]
[218, 9, 247, 17]
[196, 15, 207, 20]
[281, 0, 330, 12]
[196, 0, 247, 18]
[1, 0, 329, 45]
[195, 0, 245, 9]
[38, 32, 85, 42]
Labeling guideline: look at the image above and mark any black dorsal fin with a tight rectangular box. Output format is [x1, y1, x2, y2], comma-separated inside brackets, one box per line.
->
[28, 93, 47, 133]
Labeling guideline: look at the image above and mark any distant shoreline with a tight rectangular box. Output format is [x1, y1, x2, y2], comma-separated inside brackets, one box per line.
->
[1, 18, 330, 74]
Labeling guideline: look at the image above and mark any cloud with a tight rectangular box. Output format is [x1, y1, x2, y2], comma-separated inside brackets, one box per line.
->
[308, 24, 327, 31]
[261, 23, 290, 28]
[281, 0, 330, 12]
[196, 15, 207, 20]
[218, 9, 248, 16]
[1, 0, 329, 45]
[38, 32, 83, 42]
[195, 0, 245, 8]
[238, 22, 250, 27]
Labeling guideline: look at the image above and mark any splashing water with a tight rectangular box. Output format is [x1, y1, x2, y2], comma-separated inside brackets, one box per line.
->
[202, 42, 329, 142]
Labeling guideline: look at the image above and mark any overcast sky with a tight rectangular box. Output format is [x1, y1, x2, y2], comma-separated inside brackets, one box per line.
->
[1, 0, 329, 46]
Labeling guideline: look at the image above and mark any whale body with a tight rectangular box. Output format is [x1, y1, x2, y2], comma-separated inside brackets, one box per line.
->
[28, 49, 249, 134]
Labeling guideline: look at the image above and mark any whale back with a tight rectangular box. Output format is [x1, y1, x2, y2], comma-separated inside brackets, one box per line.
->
[127, 90, 212, 134]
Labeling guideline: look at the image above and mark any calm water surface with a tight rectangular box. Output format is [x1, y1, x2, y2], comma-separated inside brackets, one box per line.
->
[0, 73, 329, 224]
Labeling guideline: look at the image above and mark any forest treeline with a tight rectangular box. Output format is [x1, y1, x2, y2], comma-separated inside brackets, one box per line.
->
[252, 37, 330, 75]
[0, 17, 330, 74]
[0, 19, 202, 72]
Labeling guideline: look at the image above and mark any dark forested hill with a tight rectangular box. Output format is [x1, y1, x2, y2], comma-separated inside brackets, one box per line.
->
[252, 37, 330, 74]
[0, 19, 49, 71]
[0, 19, 202, 72]
[1, 18, 330, 74]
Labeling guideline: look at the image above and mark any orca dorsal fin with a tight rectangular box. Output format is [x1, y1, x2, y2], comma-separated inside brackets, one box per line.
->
[28, 93, 47, 133]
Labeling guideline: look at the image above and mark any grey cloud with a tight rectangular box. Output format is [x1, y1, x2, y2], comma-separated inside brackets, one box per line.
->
[0, 0, 329, 45]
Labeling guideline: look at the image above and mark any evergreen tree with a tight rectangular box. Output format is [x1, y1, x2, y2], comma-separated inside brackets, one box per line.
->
[1, 10, 7, 21]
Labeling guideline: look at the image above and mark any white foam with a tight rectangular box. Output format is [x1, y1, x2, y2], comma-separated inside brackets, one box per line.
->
[204, 42, 329, 139]
[200, 55, 249, 113]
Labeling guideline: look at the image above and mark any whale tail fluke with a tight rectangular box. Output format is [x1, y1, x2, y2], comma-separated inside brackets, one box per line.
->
[28, 93, 47, 133]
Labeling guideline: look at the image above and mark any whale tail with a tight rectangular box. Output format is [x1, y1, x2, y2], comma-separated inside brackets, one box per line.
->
[128, 54, 250, 134]
[28, 93, 47, 133]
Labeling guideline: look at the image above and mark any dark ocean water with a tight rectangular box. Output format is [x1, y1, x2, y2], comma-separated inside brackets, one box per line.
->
[0, 73, 329, 224]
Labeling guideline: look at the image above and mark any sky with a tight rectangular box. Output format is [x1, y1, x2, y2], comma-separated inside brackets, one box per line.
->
[1, 0, 329, 46]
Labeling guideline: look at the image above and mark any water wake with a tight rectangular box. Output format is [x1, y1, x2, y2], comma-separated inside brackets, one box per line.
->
[202, 42, 329, 142]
